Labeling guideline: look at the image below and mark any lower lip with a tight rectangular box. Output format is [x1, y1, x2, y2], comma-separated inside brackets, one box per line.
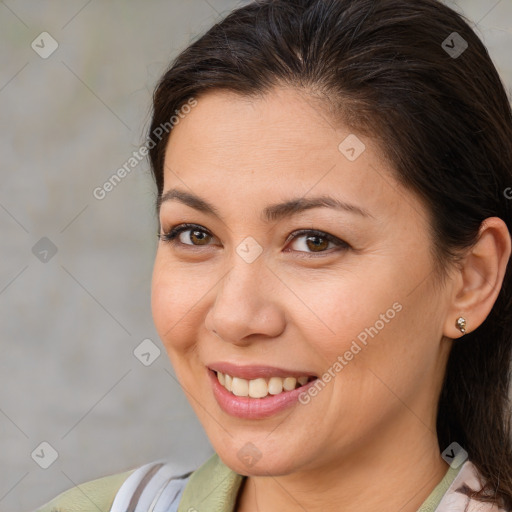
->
[208, 368, 318, 420]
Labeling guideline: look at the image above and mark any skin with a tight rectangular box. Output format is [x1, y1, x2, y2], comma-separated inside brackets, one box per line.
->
[151, 86, 511, 512]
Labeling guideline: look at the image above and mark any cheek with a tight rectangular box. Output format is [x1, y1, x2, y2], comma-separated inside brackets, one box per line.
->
[287, 268, 401, 353]
[151, 253, 209, 354]
[325, 281, 445, 419]
[290, 261, 442, 394]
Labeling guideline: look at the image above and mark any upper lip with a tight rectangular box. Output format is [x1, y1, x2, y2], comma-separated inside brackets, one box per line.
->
[207, 362, 317, 380]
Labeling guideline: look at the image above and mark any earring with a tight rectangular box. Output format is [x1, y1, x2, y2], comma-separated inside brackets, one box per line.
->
[455, 316, 467, 334]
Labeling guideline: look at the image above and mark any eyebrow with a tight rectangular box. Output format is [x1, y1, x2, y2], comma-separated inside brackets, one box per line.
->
[158, 188, 373, 222]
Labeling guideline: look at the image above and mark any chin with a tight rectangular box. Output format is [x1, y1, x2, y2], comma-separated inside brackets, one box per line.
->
[212, 436, 309, 477]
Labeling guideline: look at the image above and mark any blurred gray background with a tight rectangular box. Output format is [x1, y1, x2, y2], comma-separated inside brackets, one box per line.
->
[0, 1, 510, 510]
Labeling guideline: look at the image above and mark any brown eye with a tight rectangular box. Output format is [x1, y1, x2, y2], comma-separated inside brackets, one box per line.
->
[187, 229, 211, 245]
[158, 223, 215, 247]
[304, 235, 330, 252]
[287, 230, 348, 255]
[159, 224, 350, 257]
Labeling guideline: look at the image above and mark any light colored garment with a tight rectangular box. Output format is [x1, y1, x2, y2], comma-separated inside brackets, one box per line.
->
[430, 462, 506, 512]
[109, 461, 192, 512]
[34, 454, 508, 512]
[33, 470, 134, 512]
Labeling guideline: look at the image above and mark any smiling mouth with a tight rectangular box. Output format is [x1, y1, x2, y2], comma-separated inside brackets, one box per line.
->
[212, 369, 317, 399]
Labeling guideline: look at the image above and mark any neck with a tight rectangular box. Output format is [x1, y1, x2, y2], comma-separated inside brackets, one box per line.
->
[236, 423, 448, 512]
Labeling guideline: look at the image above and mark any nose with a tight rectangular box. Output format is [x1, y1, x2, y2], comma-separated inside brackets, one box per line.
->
[204, 258, 285, 345]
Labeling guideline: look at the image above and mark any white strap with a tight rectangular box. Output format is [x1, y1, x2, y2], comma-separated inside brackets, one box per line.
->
[110, 460, 192, 512]
[150, 476, 189, 512]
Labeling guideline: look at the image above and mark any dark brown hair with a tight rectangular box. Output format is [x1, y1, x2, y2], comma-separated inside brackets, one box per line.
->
[147, 0, 512, 508]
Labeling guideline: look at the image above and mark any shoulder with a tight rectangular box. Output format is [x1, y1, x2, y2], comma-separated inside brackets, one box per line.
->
[34, 469, 135, 512]
[33, 460, 194, 512]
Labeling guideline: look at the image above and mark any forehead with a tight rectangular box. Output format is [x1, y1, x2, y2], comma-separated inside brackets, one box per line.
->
[161, 87, 416, 224]
[167, 87, 340, 155]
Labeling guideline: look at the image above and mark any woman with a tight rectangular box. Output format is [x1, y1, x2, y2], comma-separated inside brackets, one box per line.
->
[35, 0, 512, 510]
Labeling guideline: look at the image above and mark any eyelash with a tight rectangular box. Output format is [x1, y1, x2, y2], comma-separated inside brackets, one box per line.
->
[157, 223, 350, 257]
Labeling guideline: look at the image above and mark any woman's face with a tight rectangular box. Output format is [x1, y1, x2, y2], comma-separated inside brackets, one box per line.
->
[151, 87, 454, 476]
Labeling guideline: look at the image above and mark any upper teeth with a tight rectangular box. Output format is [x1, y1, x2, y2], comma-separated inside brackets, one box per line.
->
[216, 372, 311, 398]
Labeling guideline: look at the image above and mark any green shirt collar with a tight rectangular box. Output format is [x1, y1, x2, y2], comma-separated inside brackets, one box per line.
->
[178, 452, 461, 512]
[178, 453, 244, 512]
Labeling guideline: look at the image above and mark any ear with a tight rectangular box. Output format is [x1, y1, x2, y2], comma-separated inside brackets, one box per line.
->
[443, 217, 511, 339]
